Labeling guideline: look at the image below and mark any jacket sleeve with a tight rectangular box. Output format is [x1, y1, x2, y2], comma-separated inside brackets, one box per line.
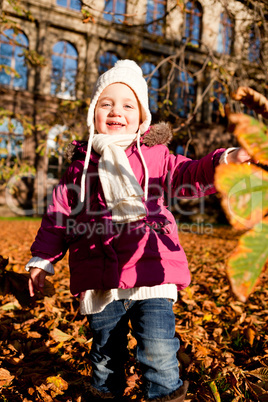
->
[30, 161, 83, 264]
[163, 148, 225, 198]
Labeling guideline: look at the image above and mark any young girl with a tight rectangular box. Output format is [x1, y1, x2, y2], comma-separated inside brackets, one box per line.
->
[26, 60, 250, 402]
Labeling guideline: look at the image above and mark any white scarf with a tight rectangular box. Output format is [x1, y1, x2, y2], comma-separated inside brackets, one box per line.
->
[92, 133, 147, 223]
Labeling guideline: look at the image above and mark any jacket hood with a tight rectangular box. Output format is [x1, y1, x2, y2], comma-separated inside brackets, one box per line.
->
[64, 122, 173, 163]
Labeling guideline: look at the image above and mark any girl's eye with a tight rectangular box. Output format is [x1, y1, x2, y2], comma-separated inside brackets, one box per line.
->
[102, 103, 111, 107]
[125, 104, 133, 109]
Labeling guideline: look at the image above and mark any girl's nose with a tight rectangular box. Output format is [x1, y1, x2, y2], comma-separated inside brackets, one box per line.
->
[109, 106, 122, 116]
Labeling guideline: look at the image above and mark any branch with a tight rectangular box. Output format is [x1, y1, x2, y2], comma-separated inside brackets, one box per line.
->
[80, 1, 178, 29]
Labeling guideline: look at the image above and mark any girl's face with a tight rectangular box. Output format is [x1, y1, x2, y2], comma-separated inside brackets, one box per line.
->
[94, 83, 141, 135]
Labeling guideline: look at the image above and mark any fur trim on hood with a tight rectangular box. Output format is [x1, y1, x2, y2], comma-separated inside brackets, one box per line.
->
[65, 122, 173, 163]
[143, 121, 172, 147]
[65, 140, 88, 163]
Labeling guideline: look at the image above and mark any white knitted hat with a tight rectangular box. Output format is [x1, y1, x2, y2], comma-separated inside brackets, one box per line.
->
[80, 60, 151, 202]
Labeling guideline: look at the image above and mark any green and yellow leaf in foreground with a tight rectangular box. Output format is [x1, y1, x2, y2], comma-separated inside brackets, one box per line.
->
[215, 163, 268, 230]
[226, 217, 268, 302]
[228, 113, 268, 165]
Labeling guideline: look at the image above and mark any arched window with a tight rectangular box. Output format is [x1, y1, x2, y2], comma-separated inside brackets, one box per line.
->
[98, 52, 119, 75]
[56, 0, 81, 11]
[0, 117, 24, 164]
[146, 0, 166, 35]
[248, 24, 261, 63]
[217, 12, 234, 54]
[184, 1, 202, 46]
[103, 0, 127, 23]
[51, 41, 78, 99]
[174, 71, 196, 118]
[0, 29, 28, 89]
[142, 62, 160, 114]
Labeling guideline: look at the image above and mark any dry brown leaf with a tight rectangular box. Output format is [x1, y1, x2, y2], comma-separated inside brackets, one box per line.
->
[0, 367, 14, 387]
[232, 86, 268, 118]
[36, 384, 54, 402]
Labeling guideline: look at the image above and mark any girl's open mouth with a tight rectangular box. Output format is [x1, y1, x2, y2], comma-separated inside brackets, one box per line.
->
[107, 122, 125, 127]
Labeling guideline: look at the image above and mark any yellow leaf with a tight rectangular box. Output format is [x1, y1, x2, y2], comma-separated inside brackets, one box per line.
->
[49, 341, 64, 353]
[47, 375, 68, 397]
[244, 326, 256, 346]
[195, 343, 209, 357]
[209, 381, 221, 402]
[203, 313, 213, 322]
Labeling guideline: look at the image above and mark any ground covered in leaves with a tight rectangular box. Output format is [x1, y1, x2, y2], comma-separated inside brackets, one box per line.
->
[0, 219, 267, 402]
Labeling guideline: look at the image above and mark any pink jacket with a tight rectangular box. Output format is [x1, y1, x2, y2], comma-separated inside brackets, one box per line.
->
[31, 123, 224, 295]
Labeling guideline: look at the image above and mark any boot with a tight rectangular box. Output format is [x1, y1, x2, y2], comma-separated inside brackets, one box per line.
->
[83, 383, 128, 401]
[83, 384, 115, 401]
[145, 381, 189, 402]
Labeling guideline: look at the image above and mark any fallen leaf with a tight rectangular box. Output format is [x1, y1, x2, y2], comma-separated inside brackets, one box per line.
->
[0, 368, 14, 387]
[46, 375, 68, 397]
[244, 326, 256, 346]
[50, 328, 73, 343]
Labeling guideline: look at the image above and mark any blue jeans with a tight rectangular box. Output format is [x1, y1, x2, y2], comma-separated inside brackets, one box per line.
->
[87, 298, 183, 399]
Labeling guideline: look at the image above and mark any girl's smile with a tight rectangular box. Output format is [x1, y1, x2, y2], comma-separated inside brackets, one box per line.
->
[94, 83, 141, 135]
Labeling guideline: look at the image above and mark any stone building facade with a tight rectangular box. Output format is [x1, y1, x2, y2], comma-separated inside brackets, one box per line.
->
[0, 0, 266, 216]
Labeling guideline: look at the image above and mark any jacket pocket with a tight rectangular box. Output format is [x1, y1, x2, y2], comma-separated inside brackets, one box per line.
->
[146, 220, 180, 254]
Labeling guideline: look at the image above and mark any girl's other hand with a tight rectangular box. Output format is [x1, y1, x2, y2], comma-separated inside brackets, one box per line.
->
[227, 148, 252, 164]
[28, 267, 48, 297]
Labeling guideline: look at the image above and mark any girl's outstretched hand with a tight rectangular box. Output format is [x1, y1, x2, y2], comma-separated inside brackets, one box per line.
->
[227, 148, 252, 164]
[28, 267, 48, 297]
